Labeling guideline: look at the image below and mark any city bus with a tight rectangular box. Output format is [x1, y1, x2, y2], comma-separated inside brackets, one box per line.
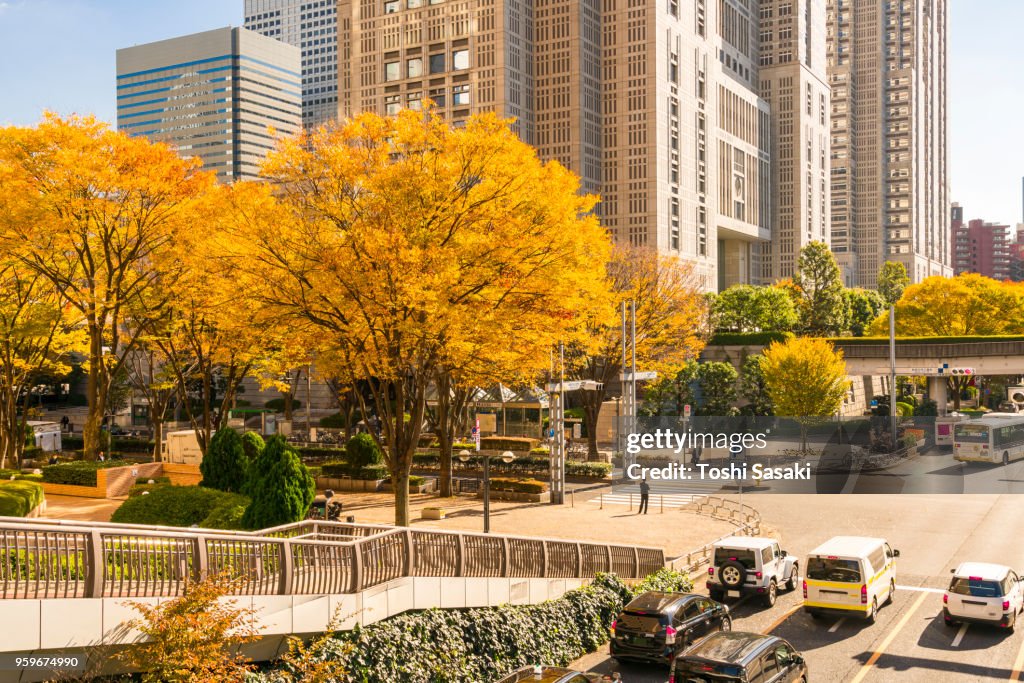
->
[953, 415, 1024, 465]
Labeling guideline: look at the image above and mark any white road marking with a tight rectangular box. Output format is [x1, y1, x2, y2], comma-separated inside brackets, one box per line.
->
[951, 622, 968, 647]
[828, 618, 846, 633]
[895, 584, 945, 595]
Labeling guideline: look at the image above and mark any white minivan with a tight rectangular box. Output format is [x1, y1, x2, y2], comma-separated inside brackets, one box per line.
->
[944, 562, 1024, 631]
[803, 536, 900, 622]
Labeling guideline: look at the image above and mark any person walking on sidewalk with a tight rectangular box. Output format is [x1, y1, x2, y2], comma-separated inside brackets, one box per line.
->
[638, 477, 650, 514]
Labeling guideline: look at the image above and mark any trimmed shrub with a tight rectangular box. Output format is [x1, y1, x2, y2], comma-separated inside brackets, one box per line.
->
[241, 435, 315, 529]
[408, 475, 426, 488]
[241, 431, 265, 462]
[0, 480, 44, 516]
[708, 331, 794, 346]
[264, 398, 302, 412]
[565, 461, 612, 478]
[479, 436, 538, 452]
[111, 485, 250, 529]
[297, 446, 345, 462]
[60, 436, 154, 454]
[895, 401, 914, 417]
[915, 399, 939, 417]
[41, 459, 132, 486]
[530, 447, 551, 455]
[200, 500, 249, 530]
[319, 413, 347, 428]
[488, 477, 548, 494]
[200, 428, 248, 493]
[345, 433, 383, 469]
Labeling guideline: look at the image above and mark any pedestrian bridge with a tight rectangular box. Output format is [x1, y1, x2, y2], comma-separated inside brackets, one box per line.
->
[0, 516, 665, 671]
[831, 337, 1024, 377]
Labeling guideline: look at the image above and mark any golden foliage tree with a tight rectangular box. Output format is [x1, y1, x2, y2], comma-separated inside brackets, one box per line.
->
[761, 337, 850, 451]
[224, 109, 611, 525]
[0, 114, 214, 458]
[567, 246, 708, 460]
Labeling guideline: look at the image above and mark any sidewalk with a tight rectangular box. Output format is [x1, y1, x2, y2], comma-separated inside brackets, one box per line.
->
[38, 495, 121, 522]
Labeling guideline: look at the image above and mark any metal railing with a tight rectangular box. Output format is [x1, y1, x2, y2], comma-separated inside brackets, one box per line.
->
[667, 496, 762, 573]
[0, 517, 665, 600]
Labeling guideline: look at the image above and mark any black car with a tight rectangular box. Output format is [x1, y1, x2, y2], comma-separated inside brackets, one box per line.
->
[494, 666, 601, 683]
[669, 631, 807, 683]
[610, 591, 731, 665]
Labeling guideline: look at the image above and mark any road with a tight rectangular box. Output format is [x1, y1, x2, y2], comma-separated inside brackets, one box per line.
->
[571, 492, 1024, 682]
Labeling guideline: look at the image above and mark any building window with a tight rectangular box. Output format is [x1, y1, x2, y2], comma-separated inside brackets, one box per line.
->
[407, 92, 422, 110]
[453, 84, 470, 106]
[385, 94, 400, 115]
[429, 87, 445, 107]
[385, 61, 400, 81]
[407, 57, 423, 78]
[453, 49, 470, 70]
[385, 0, 399, 12]
[429, 53, 445, 73]
[408, 0, 423, 6]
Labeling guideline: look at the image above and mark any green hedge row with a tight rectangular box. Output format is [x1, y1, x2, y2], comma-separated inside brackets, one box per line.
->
[826, 334, 1024, 345]
[409, 453, 611, 479]
[257, 570, 691, 683]
[708, 331, 794, 346]
[479, 436, 538, 452]
[488, 477, 548, 494]
[111, 485, 251, 530]
[41, 459, 133, 486]
[60, 436, 155, 453]
[0, 481, 44, 517]
[320, 462, 390, 481]
[0, 469, 43, 482]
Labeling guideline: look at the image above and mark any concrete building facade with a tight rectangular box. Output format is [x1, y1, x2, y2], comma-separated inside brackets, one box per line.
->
[951, 211, 1012, 280]
[756, 0, 831, 282]
[826, 0, 950, 287]
[116, 27, 302, 183]
[243, 0, 340, 128]
[334, 0, 774, 291]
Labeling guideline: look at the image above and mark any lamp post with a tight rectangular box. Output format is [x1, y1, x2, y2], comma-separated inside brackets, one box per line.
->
[459, 449, 515, 533]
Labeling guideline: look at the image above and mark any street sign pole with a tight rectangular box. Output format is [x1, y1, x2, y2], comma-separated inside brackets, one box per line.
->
[550, 341, 566, 505]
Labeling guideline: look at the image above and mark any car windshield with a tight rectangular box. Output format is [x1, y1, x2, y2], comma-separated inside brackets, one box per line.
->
[806, 557, 862, 583]
[949, 577, 1003, 598]
[714, 548, 757, 569]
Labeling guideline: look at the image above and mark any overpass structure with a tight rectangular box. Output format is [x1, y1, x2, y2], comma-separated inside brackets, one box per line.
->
[0, 516, 664, 676]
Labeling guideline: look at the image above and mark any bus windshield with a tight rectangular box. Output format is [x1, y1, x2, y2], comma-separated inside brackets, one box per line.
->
[954, 424, 989, 443]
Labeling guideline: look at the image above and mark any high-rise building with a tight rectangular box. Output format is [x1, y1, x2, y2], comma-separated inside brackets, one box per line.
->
[951, 212, 1011, 280]
[826, 0, 950, 287]
[757, 0, 831, 282]
[335, 0, 773, 291]
[243, 0, 340, 128]
[116, 27, 302, 183]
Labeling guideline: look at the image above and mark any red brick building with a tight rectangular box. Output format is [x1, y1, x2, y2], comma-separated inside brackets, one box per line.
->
[951, 204, 1011, 279]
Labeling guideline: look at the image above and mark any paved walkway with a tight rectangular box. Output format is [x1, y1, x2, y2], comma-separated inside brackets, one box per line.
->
[39, 495, 121, 522]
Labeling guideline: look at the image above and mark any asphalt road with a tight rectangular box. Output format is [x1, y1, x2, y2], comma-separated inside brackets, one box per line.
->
[572, 491, 1024, 682]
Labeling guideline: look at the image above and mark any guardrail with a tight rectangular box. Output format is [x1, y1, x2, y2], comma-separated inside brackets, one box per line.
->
[667, 496, 761, 573]
[0, 517, 665, 600]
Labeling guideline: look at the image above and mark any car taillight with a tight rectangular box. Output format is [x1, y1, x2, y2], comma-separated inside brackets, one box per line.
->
[755, 571, 763, 579]
[610, 619, 616, 636]
[802, 580, 807, 598]
[861, 584, 868, 604]
[1003, 600, 1011, 611]
[709, 566, 715, 575]
[943, 593, 948, 604]
[665, 625, 677, 644]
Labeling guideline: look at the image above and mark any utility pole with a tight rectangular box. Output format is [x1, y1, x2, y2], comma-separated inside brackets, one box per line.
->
[550, 341, 566, 505]
[889, 305, 897, 448]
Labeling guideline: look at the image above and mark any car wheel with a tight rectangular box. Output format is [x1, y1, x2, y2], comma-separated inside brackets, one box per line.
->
[867, 597, 878, 623]
[763, 580, 777, 608]
[721, 615, 732, 632]
[885, 579, 895, 605]
[787, 564, 800, 591]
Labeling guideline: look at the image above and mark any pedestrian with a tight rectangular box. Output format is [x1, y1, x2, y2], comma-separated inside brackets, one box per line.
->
[98, 451, 105, 462]
[638, 476, 650, 514]
[48, 454, 58, 466]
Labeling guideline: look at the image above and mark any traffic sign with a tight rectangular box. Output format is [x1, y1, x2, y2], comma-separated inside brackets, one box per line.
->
[684, 404, 692, 418]
[620, 371, 658, 381]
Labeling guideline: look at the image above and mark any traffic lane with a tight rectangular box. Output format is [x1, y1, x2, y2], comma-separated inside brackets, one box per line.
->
[941, 492, 1024, 577]
[858, 591, 1023, 682]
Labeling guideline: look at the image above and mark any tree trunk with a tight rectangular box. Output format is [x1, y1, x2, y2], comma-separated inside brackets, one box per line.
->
[580, 388, 607, 461]
[283, 391, 293, 421]
[83, 325, 103, 460]
[391, 466, 411, 527]
[435, 371, 453, 498]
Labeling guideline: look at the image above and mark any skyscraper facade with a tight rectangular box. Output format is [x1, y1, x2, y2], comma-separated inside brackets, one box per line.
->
[243, 0, 340, 128]
[116, 27, 302, 183]
[826, 0, 950, 287]
[757, 0, 830, 282]
[335, 0, 773, 291]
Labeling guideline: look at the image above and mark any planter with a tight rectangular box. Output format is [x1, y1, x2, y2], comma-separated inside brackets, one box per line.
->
[477, 490, 550, 503]
[316, 476, 385, 492]
[422, 507, 446, 520]
[379, 479, 437, 494]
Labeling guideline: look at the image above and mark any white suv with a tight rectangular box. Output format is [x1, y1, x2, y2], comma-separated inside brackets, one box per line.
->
[944, 562, 1024, 631]
[707, 536, 799, 608]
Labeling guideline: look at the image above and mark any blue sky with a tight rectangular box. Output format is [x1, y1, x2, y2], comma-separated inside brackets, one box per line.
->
[0, 0, 1021, 225]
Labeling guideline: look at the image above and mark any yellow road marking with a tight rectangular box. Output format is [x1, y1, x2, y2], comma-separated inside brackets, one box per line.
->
[1009, 631, 1024, 681]
[849, 591, 928, 683]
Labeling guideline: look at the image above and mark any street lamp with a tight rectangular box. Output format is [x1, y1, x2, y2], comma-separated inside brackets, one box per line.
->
[459, 448, 515, 533]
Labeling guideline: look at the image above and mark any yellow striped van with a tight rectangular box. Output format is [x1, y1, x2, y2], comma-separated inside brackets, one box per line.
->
[803, 536, 900, 623]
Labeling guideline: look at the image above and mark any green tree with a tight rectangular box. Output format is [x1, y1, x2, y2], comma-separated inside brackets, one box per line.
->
[877, 261, 910, 306]
[711, 285, 798, 333]
[241, 435, 315, 529]
[739, 354, 773, 416]
[345, 432, 383, 468]
[846, 288, 885, 337]
[639, 363, 697, 417]
[761, 337, 850, 451]
[697, 361, 738, 416]
[240, 431, 265, 462]
[199, 427, 248, 493]
[794, 242, 850, 335]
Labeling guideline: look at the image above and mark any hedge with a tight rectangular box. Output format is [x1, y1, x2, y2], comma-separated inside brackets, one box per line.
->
[0, 481, 44, 517]
[257, 570, 691, 683]
[298, 446, 346, 462]
[41, 459, 133, 486]
[0, 469, 43, 482]
[264, 398, 302, 412]
[479, 437, 538, 452]
[825, 334, 1024, 345]
[321, 462, 390, 481]
[410, 454, 610, 479]
[708, 331, 794, 346]
[111, 485, 251, 530]
[59, 436, 155, 454]
[488, 478, 548, 494]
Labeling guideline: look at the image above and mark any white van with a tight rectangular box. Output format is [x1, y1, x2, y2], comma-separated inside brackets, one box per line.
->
[803, 536, 900, 622]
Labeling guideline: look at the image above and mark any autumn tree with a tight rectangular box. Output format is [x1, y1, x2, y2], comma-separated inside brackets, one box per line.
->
[761, 337, 850, 451]
[225, 109, 611, 525]
[710, 285, 798, 333]
[794, 241, 850, 335]
[0, 114, 213, 458]
[568, 246, 708, 459]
